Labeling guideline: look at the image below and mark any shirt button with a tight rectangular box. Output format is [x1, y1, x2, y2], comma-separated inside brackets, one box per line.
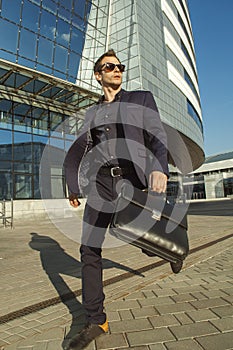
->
[105, 115, 109, 118]
[105, 127, 110, 132]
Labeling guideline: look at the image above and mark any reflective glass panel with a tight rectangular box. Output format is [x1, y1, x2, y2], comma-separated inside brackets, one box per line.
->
[1, 0, 21, 23]
[19, 28, 37, 60]
[60, 0, 72, 11]
[33, 135, 48, 163]
[74, 1, 86, 19]
[0, 129, 12, 161]
[40, 9, 57, 40]
[70, 27, 84, 54]
[14, 162, 32, 173]
[13, 132, 32, 161]
[37, 37, 54, 66]
[33, 173, 41, 198]
[42, 0, 57, 14]
[54, 45, 68, 72]
[56, 18, 71, 47]
[17, 57, 35, 69]
[21, 0, 40, 32]
[0, 172, 12, 200]
[0, 18, 18, 53]
[68, 51, 80, 79]
[14, 174, 32, 199]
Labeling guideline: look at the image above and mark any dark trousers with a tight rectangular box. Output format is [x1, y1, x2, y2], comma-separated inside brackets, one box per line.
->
[80, 172, 144, 325]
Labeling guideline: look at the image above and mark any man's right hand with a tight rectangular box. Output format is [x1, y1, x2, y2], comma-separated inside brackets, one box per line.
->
[69, 193, 81, 208]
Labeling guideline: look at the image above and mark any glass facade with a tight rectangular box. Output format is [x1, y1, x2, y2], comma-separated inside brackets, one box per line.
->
[0, 0, 92, 82]
[0, 0, 204, 201]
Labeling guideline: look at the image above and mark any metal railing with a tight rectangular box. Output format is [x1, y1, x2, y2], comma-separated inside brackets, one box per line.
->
[0, 199, 13, 228]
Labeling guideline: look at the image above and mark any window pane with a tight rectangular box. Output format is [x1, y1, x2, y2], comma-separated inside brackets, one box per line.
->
[1, 0, 21, 23]
[0, 18, 18, 53]
[13, 132, 32, 161]
[56, 18, 71, 47]
[70, 27, 85, 54]
[54, 45, 68, 72]
[74, 1, 86, 19]
[40, 9, 57, 40]
[21, 0, 40, 32]
[14, 162, 32, 173]
[68, 51, 80, 79]
[42, 0, 57, 14]
[37, 37, 54, 66]
[15, 174, 32, 199]
[33, 135, 48, 163]
[0, 129, 12, 160]
[19, 28, 37, 60]
[0, 172, 12, 200]
[60, 0, 72, 11]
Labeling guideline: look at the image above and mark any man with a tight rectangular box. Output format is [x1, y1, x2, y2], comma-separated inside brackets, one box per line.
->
[64, 49, 169, 350]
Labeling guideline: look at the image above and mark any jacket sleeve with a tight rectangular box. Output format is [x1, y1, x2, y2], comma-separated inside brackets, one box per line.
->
[143, 91, 169, 177]
[64, 130, 88, 196]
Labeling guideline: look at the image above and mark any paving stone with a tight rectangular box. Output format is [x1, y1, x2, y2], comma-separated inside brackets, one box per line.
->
[187, 309, 219, 322]
[148, 344, 166, 350]
[173, 312, 193, 325]
[110, 318, 152, 333]
[211, 305, 233, 318]
[190, 297, 229, 310]
[196, 332, 233, 350]
[211, 317, 233, 332]
[124, 292, 146, 300]
[119, 310, 134, 320]
[139, 297, 175, 308]
[169, 321, 219, 340]
[131, 307, 159, 319]
[190, 291, 208, 300]
[126, 328, 175, 346]
[222, 295, 233, 304]
[164, 339, 203, 350]
[171, 293, 196, 303]
[122, 347, 149, 350]
[201, 289, 230, 299]
[155, 302, 195, 315]
[106, 311, 121, 322]
[96, 332, 128, 349]
[152, 288, 177, 297]
[105, 300, 140, 311]
[142, 291, 156, 299]
[149, 314, 180, 328]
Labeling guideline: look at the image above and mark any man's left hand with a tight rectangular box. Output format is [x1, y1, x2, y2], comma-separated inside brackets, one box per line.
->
[149, 171, 167, 193]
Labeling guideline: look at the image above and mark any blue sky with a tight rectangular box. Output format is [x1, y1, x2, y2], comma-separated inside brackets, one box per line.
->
[188, 0, 233, 156]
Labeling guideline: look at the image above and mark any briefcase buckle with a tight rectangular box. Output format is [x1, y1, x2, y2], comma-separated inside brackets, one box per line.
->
[110, 166, 121, 177]
[151, 209, 161, 221]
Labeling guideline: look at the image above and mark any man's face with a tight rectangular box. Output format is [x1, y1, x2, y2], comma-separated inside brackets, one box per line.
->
[95, 56, 123, 88]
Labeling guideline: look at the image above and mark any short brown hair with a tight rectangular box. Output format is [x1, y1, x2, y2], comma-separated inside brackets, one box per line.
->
[93, 49, 121, 73]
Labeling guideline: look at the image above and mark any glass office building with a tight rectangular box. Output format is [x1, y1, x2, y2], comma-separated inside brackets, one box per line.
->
[0, 0, 204, 200]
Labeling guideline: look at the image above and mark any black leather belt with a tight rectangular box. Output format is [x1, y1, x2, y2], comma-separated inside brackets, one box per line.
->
[98, 166, 133, 177]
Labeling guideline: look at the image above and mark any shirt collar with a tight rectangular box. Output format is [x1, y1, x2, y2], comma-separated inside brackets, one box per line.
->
[97, 89, 124, 104]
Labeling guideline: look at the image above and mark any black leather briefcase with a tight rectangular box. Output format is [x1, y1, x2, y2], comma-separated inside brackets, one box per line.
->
[110, 183, 189, 264]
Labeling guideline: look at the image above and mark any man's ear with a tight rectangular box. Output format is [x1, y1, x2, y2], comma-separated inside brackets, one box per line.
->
[94, 71, 102, 85]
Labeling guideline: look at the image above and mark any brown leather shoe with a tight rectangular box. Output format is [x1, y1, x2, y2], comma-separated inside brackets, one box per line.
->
[65, 320, 108, 350]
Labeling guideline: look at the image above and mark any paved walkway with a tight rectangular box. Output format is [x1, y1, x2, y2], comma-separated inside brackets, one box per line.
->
[0, 208, 233, 350]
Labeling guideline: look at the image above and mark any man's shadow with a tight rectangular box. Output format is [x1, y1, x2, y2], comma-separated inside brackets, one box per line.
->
[29, 233, 144, 348]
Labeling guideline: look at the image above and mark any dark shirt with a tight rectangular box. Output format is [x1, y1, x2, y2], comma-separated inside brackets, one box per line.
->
[91, 90, 130, 167]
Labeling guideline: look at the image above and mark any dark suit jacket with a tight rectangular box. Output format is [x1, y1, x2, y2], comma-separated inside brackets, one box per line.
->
[64, 89, 169, 195]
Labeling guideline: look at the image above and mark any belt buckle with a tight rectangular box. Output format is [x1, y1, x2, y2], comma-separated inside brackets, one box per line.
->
[110, 166, 121, 177]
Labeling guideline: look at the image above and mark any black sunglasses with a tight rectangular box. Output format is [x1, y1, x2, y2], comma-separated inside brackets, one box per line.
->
[100, 62, 125, 73]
